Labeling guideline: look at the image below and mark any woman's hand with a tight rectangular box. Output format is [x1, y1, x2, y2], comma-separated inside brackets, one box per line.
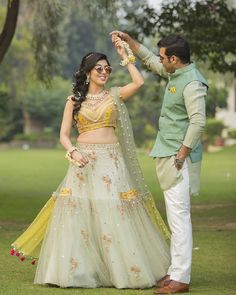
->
[111, 33, 144, 101]
[110, 31, 140, 54]
[71, 150, 89, 168]
[110, 31, 130, 42]
[112, 35, 127, 59]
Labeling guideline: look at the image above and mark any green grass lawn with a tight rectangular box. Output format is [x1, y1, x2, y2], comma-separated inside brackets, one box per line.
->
[0, 146, 236, 295]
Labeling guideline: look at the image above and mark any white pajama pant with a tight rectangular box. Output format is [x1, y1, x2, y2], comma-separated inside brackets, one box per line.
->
[163, 161, 192, 284]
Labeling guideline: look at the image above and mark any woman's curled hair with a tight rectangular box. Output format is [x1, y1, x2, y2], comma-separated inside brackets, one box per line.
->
[72, 52, 110, 123]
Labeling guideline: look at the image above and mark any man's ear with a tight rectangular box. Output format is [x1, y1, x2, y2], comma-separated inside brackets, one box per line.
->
[171, 55, 178, 64]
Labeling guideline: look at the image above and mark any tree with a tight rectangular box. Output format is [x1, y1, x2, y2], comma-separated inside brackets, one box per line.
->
[2, 0, 235, 83]
[158, 0, 236, 75]
[206, 85, 228, 117]
[24, 77, 71, 134]
[31, 0, 65, 84]
[0, 0, 19, 64]
[125, 0, 236, 75]
[0, 0, 66, 83]
[0, 0, 126, 139]
[60, 15, 97, 79]
[0, 83, 22, 141]
[0, 4, 34, 140]
[0, 0, 127, 83]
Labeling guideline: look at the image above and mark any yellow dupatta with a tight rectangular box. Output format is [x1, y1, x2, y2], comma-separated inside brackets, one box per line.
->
[11, 196, 56, 261]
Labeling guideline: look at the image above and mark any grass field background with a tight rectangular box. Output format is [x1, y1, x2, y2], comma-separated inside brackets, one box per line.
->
[0, 145, 236, 295]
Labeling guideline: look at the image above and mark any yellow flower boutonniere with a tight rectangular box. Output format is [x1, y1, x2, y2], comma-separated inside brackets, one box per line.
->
[169, 86, 177, 93]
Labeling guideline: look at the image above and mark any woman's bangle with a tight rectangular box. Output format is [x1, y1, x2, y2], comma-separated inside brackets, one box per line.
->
[65, 146, 80, 165]
[120, 56, 136, 66]
[66, 146, 78, 158]
[65, 146, 84, 168]
[120, 57, 130, 67]
[120, 41, 136, 67]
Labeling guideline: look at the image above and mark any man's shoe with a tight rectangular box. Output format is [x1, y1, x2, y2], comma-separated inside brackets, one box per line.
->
[156, 275, 171, 288]
[154, 280, 189, 294]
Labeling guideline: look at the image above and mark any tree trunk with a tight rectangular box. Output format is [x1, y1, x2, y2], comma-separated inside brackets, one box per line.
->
[0, 0, 20, 64]
[22, 108, 44, 134]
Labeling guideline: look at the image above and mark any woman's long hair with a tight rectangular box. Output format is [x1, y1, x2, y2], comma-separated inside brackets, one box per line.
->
[72, 52, 110, 121]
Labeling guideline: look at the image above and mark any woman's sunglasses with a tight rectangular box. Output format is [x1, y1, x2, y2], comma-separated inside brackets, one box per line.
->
[94, 64, 112, 75]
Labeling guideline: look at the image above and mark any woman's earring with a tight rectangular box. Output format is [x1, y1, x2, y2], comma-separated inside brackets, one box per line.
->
[86, 75, 90, 84]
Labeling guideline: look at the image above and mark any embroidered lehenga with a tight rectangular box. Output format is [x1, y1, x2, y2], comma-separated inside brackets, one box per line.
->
[11, 87, 170, 288]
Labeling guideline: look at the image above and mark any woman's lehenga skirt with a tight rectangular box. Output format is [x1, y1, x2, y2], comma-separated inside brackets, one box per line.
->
[34, 142, 170, 288]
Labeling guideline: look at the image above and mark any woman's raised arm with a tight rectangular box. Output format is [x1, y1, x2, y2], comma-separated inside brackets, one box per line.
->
[112, 36, 144, 101]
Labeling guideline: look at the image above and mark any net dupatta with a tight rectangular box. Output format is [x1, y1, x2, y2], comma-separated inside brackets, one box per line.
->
[110, 87, 170, 240]
[11, 196, 56, 261]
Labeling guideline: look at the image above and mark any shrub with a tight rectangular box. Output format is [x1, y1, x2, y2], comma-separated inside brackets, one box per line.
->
[13, 130, 56, 142]
[204, 119, 225, 144]
[228, 129, 236, 139]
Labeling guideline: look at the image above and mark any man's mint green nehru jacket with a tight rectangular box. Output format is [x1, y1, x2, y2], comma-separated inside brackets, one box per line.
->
[137, 44, 208, 195]
[151, 63, 208, 162]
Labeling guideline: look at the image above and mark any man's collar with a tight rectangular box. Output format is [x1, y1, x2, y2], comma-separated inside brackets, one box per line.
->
[170, 62, 195, 78]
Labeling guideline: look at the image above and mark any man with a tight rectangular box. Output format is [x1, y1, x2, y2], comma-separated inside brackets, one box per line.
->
[110, 31, 208, 294]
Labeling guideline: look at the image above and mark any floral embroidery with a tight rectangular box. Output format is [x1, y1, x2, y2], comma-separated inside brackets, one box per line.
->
[102, 175, 112, 191]
[67, 198, 77, 214]
[81, 229, 89, 244]
[59, 187, 71, 197]
[102, 234, 112, 249]
[130, 264, 141, 278]
[117, 203, 125, 219]
[109, 151, 119, 168]
[119, 189, 138, 200]
[76, 172, 85, 188]
[70, 257, 79, 272]
[168, 86, 177, 93]
[87, 151, 97, 169]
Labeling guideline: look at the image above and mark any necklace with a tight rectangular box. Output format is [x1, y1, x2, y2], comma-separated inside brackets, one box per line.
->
[86, 90, 107, 100]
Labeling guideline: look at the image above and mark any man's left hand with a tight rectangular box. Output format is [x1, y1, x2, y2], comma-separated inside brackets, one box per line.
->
[174, 145, 192, 170]
[174, 157, 185, 170]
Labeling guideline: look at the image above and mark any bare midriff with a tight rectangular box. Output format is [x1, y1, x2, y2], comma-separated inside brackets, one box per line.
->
[77, 127, 118, 144]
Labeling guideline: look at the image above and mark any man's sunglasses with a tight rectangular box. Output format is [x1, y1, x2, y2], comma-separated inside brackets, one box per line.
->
[94, 65, 112, 75]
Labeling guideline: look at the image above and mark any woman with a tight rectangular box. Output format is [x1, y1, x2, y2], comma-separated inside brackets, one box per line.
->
[11, 36, 170, 288]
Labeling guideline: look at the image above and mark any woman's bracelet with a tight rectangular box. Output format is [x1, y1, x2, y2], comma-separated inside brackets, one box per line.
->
[66, 146, 78, 158]
[65, 146, 80, 166]
[120, 41, 136, 67]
